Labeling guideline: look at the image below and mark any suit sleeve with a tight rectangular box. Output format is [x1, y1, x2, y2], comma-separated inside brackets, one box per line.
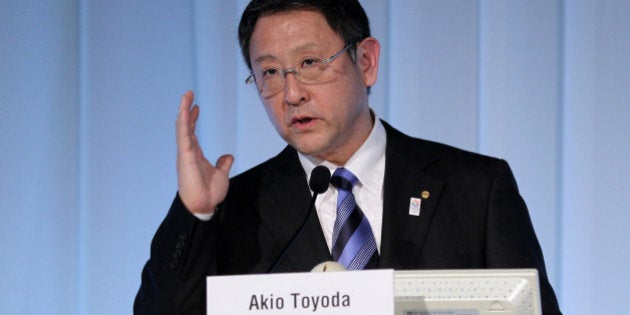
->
[485, 160, 562, 315]
[134, 193, 217, 315]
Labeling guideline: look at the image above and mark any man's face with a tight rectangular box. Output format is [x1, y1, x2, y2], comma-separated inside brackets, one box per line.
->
[249, 10, 379, 165]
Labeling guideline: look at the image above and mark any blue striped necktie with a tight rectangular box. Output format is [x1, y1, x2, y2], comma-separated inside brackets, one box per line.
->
[330, 168, 378, 270]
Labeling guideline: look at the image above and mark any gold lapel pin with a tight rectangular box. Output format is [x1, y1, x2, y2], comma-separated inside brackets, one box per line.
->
[421, 190, 430, 199]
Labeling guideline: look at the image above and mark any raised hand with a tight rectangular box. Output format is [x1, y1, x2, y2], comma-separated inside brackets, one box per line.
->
[176, 91, 234, 215]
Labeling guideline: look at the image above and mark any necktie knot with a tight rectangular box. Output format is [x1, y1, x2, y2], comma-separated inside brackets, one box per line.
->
[331, 168, 358, 192]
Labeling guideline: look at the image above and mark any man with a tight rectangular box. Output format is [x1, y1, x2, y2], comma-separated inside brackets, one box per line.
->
[135, 0, 562, 314]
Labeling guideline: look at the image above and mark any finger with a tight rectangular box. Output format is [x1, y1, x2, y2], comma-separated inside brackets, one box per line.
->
[178, 90, 194, 117]
[176, 91, 195, 149]
[190, 104, 200, 133]
[216, 154, 235, 175]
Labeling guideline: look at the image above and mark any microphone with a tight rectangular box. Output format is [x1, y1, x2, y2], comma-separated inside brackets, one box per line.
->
[309, 166, 332, 195]
[267, 165, 331, 273]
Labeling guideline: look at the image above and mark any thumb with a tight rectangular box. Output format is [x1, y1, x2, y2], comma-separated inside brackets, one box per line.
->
[216, 154, 234, 175]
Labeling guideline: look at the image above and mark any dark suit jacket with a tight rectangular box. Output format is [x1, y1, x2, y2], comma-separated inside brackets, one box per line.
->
[135, 121, 561, 314]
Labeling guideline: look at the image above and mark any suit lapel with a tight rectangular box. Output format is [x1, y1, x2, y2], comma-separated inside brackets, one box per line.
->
[257, 147, 331, 272]
[256, 123, 447, 271]
[379, 123, 445, 268]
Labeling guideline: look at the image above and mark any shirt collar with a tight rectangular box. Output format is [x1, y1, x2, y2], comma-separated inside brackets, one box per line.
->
[298, 116, 387, 193]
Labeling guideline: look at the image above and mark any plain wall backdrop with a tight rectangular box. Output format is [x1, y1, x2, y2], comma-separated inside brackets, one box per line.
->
[1, 0, 628, 314]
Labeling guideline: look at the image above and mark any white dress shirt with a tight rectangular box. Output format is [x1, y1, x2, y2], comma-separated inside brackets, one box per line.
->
[298, 118, 387, 253]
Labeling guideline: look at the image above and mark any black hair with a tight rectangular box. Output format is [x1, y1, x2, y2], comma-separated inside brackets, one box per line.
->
[238, 0, 371, 70]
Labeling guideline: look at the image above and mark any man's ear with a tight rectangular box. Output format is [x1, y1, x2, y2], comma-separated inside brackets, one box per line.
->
[356, 37, 380, 87]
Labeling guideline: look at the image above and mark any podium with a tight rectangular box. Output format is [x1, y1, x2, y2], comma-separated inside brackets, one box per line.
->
[206, 268, 542, 315]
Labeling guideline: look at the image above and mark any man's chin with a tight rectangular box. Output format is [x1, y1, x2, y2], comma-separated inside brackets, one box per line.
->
[291, 140, 329, 159]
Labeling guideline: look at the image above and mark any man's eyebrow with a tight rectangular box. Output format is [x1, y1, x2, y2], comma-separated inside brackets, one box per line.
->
[253, 54, 278, 64]
[252, 42, 323, 65]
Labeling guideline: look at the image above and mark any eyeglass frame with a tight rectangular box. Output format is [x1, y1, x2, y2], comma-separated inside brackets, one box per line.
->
[244, 43, 354, 93]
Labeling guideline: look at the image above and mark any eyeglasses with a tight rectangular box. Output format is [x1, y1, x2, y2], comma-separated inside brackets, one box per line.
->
[245, 43, 353, 98]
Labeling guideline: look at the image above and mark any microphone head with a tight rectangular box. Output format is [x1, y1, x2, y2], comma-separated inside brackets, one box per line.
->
[309, 166, 331, 194]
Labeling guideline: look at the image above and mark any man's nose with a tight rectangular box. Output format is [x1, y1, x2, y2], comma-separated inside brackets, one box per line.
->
[283, 71, 307, 106]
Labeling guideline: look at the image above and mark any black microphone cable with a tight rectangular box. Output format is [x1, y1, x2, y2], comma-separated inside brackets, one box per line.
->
[267, 165, 331, 273]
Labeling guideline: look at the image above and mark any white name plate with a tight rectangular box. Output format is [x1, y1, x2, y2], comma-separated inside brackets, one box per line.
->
[207, 269, 394, 314]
